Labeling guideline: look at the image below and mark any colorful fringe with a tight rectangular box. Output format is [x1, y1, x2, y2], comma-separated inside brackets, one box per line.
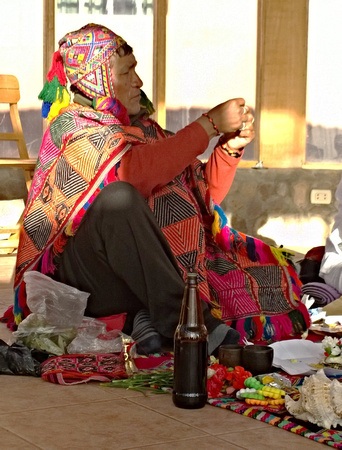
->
[208, 396, 342, 449]
[38, 50, 70, 121]
[212, 203, 293, 267]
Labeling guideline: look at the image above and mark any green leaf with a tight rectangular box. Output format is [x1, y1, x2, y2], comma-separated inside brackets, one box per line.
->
[101, 369, 174, 394]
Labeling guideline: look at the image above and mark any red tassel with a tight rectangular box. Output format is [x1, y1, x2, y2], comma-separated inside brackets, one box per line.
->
[53, 233, 68, 255]
[235, 319, 247, 342]
[252, 316, 264, 340]
[47, 51, 67, 86]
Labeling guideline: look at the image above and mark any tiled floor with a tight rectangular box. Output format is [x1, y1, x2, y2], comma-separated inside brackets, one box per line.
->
[0, 254, 323, 449]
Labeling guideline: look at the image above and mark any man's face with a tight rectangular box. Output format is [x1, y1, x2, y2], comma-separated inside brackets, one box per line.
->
[110, 52, 143, 115]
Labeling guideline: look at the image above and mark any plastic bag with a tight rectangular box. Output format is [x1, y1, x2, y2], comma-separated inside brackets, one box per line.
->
[13, 315, 77, 355]
[0, 339, 45, 376]
[67, 317, 130, 354]
[24, 271, 89, 328]
[13, 271, 90, 355]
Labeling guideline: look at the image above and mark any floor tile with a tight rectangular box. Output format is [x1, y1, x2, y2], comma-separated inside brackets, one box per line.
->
[0, 254, 331, 450]
[0, 255, 15, 284]
[128, 435, 243, 449]
[0, 375, 151, 413]
[0, 398, 208, 449]
[130, 394, 269, 434]
[0, 321, 13, 343]
[0, 427, 41, 449]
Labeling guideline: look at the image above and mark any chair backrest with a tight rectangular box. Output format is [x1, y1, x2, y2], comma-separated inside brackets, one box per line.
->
[0, 74, 30, 161]
[0, 75, 36, 251]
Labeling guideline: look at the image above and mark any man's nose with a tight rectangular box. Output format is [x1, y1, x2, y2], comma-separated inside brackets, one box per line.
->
[133, 71, 143, 88]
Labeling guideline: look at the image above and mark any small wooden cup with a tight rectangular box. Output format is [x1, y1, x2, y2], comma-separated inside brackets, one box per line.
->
[241, 345, 274, 375]
[218, 344, 244, 368]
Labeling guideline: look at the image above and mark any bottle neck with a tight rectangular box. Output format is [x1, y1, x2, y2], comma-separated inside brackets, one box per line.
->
[179, 278, 205, 327]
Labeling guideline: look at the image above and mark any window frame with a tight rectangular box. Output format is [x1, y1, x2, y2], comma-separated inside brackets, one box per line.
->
[45, 0, 339, 169]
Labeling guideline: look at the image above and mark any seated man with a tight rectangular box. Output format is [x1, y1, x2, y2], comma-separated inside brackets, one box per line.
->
[2, 24, 310, 354]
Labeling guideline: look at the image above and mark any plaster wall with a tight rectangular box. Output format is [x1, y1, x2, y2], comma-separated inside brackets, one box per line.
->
[222, 168, 341, 255]
[1, 159, 341, 256]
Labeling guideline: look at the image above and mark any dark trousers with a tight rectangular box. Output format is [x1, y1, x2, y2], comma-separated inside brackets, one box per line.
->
[54, 182, 221, 337]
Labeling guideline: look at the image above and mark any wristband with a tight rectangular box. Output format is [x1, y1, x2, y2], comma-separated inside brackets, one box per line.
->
[219, 139, 243, 158]
[202, 113, 220, 136]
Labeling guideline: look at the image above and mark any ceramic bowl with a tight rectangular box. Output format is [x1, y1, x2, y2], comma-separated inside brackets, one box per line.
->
[218, 344, 244, 368]
[241, 345, 274, 375]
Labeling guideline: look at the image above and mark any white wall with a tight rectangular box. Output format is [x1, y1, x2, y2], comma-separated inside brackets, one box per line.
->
[0, 0, 43, 110]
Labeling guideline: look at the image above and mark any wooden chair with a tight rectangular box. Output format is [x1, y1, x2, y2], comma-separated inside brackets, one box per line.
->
[0, 74, 36, 251]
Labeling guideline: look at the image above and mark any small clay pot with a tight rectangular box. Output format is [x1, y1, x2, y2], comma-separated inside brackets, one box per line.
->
[218, 344, 244, 368]
[241, 345, 274, 375]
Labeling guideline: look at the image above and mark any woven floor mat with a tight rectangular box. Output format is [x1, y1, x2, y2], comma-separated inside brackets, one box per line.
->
[208, 396, 342, 448]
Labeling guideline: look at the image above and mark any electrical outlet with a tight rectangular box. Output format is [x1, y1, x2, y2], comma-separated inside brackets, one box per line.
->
[310, 189, 332, 204]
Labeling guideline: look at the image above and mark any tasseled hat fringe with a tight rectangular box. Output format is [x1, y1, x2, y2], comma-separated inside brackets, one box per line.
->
[38, 50, 70, 121]
[47, 51, 67, 85]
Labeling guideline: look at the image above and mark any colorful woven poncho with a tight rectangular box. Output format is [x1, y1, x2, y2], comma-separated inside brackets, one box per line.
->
[5, 100, 310, 343]
[147, 160, 310, 343]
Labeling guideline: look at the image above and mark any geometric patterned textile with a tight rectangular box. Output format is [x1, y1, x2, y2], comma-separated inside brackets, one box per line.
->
[13, 104, 141, 323]
[59, 23, 126, 100]
[40, 352, 128, 385]
[148, 161, 310, 344]
[9, 99, 310, 344]
[40, 352, 174, 385]
[208, 395, 342, 449]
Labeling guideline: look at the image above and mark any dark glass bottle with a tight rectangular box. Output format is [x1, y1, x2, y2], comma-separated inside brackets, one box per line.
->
[172, 271, 208, 409]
